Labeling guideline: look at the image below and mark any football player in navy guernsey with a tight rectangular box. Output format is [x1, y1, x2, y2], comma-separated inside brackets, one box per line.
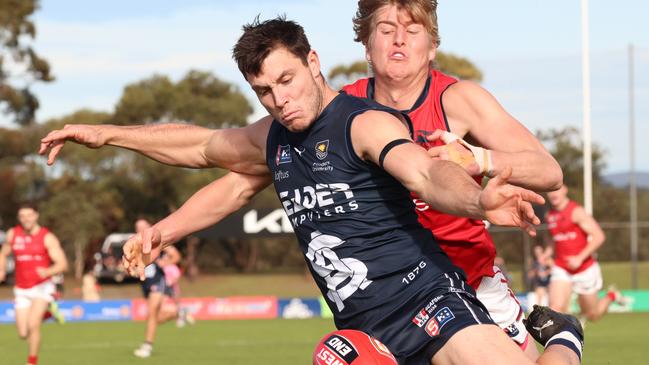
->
[40, 17, 582, 365]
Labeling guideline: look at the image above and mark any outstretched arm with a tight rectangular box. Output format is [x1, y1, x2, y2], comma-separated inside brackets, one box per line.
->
[431, 81, 562, 191]
[351, 110, 544, 235]
[123, 171, 271, 279]
[39, 117, 273, 175]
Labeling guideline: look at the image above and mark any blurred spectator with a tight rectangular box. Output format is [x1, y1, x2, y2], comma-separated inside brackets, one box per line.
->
[528, 245, 553, 306]
[81, 271, 101, 302]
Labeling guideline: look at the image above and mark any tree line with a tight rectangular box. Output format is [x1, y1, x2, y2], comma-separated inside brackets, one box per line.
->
[1, 1, 646, 278]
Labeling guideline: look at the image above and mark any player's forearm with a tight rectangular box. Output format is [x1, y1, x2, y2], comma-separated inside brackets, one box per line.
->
[49, 260, 68, 276]
[414, 160, 484, 220]
[577, 236, 604, 262]
[490, 150, 563, 191]
[156, 173, 269, 247]
[102, 123, 215, 168]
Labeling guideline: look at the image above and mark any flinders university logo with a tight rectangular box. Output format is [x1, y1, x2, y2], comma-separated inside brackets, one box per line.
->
[276, 144, 292, 165]
[315, 140, 329, 160]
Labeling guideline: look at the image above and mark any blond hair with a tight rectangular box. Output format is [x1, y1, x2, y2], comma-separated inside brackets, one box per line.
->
[353, 0, 440, 46]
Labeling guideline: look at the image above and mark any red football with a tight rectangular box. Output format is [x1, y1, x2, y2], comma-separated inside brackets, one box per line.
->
[313, 329, 398, 365]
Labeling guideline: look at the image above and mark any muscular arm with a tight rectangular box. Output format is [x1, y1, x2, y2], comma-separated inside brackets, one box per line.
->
[351, 110, 543, 228]
[39, 117, 273, 175]
[571, 206, 605, 263]
[122, 172, 271, 278]
[155, 172, 271, 248]
[443, 81, 562, 191]
[0, 230, 13, 282]
[44, 233, 69, 277]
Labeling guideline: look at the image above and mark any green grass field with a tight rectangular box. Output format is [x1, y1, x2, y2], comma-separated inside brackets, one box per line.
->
[1, 313, 648, 364]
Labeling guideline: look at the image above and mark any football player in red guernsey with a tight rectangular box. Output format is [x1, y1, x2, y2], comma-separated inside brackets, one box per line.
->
[0, 203, 68, 365]
[546, 185, 627, 322]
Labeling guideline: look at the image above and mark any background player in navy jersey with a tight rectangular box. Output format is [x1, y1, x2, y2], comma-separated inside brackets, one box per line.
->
[40, 17, 582, 365]
[132, 217, 183, 358]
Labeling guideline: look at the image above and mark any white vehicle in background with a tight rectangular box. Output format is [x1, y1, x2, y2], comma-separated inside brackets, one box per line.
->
[93, 233, 135, 283]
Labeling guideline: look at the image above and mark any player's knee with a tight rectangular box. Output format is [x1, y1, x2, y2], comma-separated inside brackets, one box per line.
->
[27, 322, 41, 334]
[18, 330, 29, 340]
[584, 310, 601, 321]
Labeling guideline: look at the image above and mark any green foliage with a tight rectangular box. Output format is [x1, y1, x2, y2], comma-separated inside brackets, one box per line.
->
[327, 60, 369, 89]
[0, 0, 53, 125]
[0, 66, 260, 273]
[113, 70, 253, 128]
[538, 127, 607, 192]
[493, 128, 649, 268]
[39, 179, 106, 277]
[434, 52, 483, 82]
[39, 110, 116, 177]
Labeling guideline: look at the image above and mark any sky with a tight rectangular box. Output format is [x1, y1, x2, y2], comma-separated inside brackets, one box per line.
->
[4, 0, 648, 173]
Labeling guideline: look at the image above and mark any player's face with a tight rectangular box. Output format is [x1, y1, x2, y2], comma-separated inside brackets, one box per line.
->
[134, 219, 151, 234]
[547, 186, 568, 209]
[366, 5, 435, 83]
[17, 208, 39, 231]
[247, 47, 323, 132]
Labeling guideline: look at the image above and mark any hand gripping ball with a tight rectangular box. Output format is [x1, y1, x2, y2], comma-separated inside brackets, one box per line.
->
[313, 329, 398, 365]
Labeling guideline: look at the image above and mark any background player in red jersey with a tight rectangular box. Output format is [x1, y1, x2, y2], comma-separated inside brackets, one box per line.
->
[0, 203, 68, 365]
[546, 185, 626, 323]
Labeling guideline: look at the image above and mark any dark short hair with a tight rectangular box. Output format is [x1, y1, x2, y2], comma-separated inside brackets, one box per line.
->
[232, 15, 311, 78]
[18, 202, 39, 213]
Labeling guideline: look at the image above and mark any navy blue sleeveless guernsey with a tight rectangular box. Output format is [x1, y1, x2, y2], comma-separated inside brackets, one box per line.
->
[266, 93, 490, 361]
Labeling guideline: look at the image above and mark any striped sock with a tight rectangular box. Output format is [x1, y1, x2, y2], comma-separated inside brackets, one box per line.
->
[546, 329, 583, 360]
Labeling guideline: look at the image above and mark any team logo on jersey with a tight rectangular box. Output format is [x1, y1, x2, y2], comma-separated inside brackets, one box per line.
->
[434, 307, 455, 329]
[276, 144, 292, 165]
[412, 309, 430, 327]
[306, 231, 372, 311]
[315, 140, 329, 160]
[293, 146, 305, 157]
[504, 323, 520, 338]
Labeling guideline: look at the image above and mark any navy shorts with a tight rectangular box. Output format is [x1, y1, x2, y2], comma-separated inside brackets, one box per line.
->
[534, 275, 551, 288]
[141, 276, 173, 298]
[368, 271, 496, 365]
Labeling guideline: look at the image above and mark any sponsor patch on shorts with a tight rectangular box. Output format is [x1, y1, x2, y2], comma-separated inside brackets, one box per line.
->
[412, 308, 430, 328]
[425, 318, 440, 336]
[434, 307, 455, 329]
